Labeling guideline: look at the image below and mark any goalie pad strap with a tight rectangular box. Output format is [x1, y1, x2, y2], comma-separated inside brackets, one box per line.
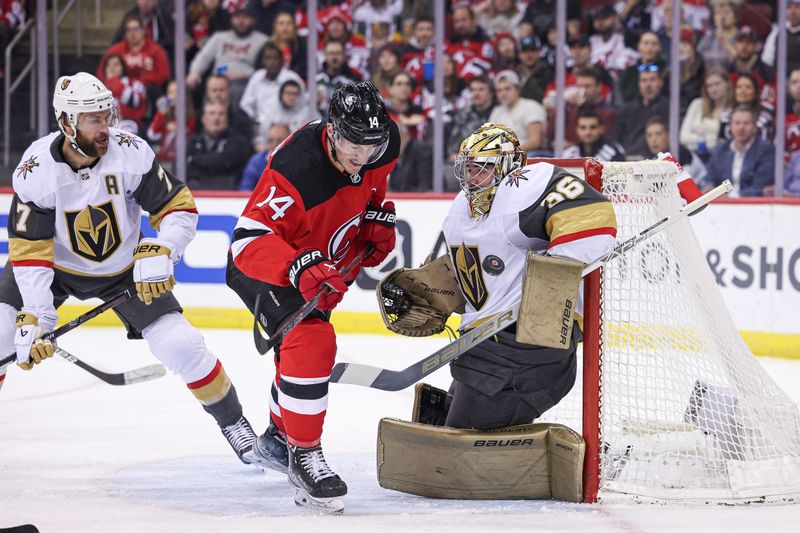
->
[377, 418, 584, 501]
[517, 251, 585, 349]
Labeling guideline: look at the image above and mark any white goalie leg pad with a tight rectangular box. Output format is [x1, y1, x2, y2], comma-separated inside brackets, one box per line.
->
[377, 418, 585, 501]
[141, 312, 217, 382]
[517, 251, 585, 349]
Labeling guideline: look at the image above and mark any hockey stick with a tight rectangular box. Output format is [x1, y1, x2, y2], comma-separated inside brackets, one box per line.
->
[252, 247, 371, 355]
[55, 347, 167, 386]
[0, 288, 135, 368]
[329, 180, 733, 391]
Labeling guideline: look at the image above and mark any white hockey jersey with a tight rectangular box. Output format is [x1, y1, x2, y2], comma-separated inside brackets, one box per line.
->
[442, 162, 617, 331]
[9, 129, 197, 318]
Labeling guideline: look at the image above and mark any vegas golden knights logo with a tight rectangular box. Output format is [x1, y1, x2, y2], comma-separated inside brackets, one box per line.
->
[64, 201, 122, 262]
[450, 243, 488, 310]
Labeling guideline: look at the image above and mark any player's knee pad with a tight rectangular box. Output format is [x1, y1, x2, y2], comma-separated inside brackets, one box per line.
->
[142, 312, 216, 381]
[377, 418, 585, 502]
[279, 318, 336, 378]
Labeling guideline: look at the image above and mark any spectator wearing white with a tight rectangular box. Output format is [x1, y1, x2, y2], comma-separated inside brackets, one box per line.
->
[488, 70, 547, 154]
[589, 4, 638, 72]
[256, 79, 311, 144]
[352, 0, 403, 43]
[475, 0, 524, 38]
[680, 67, 733, 157]
[239, 41, 303, 142]
[186, 6, 268, 106]
[697, 0, 740, 69]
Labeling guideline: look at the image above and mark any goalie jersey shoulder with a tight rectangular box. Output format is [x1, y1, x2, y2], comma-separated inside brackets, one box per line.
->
[492, 162, 560, 216]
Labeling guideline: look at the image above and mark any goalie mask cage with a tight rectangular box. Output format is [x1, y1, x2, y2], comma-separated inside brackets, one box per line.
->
[531, 158, 800, 505]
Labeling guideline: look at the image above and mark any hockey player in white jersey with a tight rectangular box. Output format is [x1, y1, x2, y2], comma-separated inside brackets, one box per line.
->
[428, 123, 618, 429]
[0, 72, 286, 472]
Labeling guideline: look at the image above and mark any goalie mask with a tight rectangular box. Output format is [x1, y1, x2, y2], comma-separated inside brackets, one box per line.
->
[53, 72, 118, 158]
[454, 123, 527, 218]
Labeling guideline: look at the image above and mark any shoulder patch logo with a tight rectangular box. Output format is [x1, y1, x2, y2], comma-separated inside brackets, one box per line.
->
[115, 132, 141, 149]
[450, 243, 488, 311]
[64, 200, 122, 262]
[16, 156, 40, 180]
[504, 168, 527, 188]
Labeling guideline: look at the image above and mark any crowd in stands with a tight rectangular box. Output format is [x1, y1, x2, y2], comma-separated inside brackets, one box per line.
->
[6, 0, 800, 196]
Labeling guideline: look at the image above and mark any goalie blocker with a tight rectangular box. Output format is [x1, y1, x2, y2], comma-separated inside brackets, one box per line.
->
[377, 384, 585, 501]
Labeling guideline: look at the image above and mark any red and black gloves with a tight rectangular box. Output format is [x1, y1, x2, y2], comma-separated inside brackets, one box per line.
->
[356, 201, 397, 268]
[288, 249, 348, 310]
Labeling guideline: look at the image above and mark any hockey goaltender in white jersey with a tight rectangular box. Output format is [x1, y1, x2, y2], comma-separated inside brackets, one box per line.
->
[375, 123, 617, 502]
[0, 72, 287, 477]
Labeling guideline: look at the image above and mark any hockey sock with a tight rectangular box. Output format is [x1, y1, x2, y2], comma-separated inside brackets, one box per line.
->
[187, 359, 243, 427]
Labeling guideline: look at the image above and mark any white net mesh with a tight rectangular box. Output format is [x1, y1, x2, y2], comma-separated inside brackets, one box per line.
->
[540, 159, 800, 503]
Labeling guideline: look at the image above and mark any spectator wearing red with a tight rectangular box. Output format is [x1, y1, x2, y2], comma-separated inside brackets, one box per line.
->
[99, 53, 148, 131]
[651, 0, 711, 38]
[492, 32, 518, 71]
[111, 0, 174, 58]
[448, 5, 494, 82]
[550, 67, 618, 148]
[589, 4, 638, 73]
[785, 68, 800, 159]
[542, 37, 613, 111]
[397, 15, 435, 83]
[147, 80, 198, 167]
[318, 7, 370, 75]
[98, 14, 170, 93]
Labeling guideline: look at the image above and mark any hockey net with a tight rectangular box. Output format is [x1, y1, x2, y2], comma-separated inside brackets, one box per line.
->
[532, 158, 800, 504]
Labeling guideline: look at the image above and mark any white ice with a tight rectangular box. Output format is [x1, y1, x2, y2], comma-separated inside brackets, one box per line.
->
[2, 329, 800, 532]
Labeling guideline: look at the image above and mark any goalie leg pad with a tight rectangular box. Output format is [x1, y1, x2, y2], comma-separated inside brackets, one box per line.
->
[411, 383, 451, 426]
[377, 418, 585, 501]
[517, 251, 585, 349]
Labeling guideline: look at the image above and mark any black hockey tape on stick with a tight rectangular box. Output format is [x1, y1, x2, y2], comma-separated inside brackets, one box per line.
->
[253, 246, 372, 355]
[330, 180, 733, 391]
[0, 288, 135, 368]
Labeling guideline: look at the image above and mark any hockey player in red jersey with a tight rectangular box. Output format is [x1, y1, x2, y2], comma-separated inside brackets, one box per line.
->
[227, 81, 400, 512]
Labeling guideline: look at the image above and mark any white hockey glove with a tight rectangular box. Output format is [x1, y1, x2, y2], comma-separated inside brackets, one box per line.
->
[15, 310, 56, 370]
[133, 239, 176, 305]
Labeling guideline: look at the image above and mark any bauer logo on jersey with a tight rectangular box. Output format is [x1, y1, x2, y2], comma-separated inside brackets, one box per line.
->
[450, 244, 488, 310]
[64, 200, 122, 262]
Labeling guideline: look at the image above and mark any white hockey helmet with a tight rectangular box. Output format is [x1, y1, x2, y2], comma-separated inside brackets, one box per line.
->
[53, 72, 118, 152]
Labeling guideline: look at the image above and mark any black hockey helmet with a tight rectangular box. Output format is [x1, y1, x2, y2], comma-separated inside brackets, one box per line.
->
[328, 81, 391, 163]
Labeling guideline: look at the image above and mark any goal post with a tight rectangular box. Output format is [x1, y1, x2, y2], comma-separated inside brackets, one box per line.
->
[530, 157, 800, 504]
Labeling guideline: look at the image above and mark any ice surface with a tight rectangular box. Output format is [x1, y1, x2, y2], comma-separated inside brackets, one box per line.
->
[2, 329, 799, 532]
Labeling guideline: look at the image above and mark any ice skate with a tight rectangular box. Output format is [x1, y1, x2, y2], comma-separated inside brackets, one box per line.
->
[220, 416, 259, 466]
[252, 422, 289, 473]
[288, 445, 347, 514]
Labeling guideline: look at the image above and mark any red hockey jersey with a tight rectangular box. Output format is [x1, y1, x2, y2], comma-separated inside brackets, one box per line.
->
[231, 119, 400, 286]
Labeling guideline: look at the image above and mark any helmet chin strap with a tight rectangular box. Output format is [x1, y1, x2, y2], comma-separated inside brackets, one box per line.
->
[61, 116, 93, 159]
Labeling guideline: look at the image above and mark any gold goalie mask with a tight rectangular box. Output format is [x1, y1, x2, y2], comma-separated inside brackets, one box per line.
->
[454, 123, 527, 218]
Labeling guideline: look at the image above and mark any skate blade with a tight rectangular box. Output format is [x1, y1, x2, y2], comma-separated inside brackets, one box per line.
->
[293, 488, 344, 515]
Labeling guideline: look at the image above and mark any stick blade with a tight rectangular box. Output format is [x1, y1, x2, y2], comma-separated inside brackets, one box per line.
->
[122, 364, 167, 385]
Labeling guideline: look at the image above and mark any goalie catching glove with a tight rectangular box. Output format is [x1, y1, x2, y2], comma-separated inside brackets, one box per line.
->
[133, 239, 176, 305]
[377, 254, 466, 337]
[15, 311, 56, 370]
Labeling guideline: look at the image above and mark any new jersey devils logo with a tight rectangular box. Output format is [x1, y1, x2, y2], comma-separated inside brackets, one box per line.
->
[328, 213, 361, 264]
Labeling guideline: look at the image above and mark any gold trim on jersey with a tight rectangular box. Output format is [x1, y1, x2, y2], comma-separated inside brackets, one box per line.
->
[63, 200, 122, 262]
[9, 237, 55, 262]
[545, 202, 617, 242]
[450, 243, 488, 311]
[149, 187, 197, 231]
[54, 261, 134, 278]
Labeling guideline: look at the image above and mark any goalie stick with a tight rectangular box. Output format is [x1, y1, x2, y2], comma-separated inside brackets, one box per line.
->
[252, 247, 371, 355]
[329, 180, 733, 391]
[0, 288, 134, 369]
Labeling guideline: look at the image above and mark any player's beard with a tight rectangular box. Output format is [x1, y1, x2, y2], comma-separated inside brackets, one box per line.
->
[75, 129, 109, 158]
